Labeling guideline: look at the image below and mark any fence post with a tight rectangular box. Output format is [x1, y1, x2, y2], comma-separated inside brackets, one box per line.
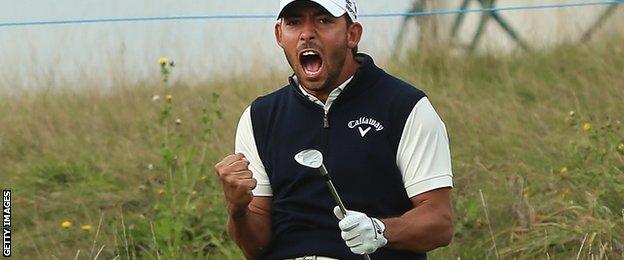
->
[580, 3, 621, 42]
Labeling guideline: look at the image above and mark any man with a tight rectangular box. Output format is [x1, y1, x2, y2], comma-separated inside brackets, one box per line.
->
[214, 0, 453, 259]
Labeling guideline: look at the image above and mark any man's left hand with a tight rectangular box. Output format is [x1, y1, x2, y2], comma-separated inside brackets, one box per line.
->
[333, 206, 388, 255]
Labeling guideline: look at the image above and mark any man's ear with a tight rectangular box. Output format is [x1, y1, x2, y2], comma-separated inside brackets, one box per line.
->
[275, 21, 284, 48]
[347, 22, 363, 49]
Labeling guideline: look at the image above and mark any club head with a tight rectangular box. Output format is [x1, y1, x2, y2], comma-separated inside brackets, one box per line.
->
[294, 149, 323, 169]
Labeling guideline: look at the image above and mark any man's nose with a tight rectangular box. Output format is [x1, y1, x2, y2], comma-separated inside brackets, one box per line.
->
[299, 19, 316, 42]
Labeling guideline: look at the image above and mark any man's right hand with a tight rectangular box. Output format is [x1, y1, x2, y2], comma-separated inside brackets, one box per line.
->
[214, 153, 257, 218]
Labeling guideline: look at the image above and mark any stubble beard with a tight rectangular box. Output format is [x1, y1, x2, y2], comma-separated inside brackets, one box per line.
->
[283, 46, 347, 93]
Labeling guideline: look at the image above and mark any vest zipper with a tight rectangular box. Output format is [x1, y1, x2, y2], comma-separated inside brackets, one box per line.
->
[290, 81, 329, 128]
[323, 112, 329, 128]
[321, 111, 330, 167]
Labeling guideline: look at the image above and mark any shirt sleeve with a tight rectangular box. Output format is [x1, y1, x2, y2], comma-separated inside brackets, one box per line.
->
[234, 106, 273, 196]
[396, 97, 453, 198]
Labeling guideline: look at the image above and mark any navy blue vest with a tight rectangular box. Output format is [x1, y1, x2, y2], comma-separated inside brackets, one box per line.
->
[251, 54, 427, 259]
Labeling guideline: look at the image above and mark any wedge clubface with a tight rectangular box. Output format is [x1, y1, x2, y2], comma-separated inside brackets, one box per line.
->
[294, 149, 372, 260]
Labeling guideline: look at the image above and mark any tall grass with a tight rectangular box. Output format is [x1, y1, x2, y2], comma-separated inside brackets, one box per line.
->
[1, 35, 622, 259]
[391, 36, 624, 259]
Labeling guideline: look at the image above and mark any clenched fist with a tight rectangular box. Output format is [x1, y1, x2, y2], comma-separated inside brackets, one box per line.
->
[214, 153, 257, 218]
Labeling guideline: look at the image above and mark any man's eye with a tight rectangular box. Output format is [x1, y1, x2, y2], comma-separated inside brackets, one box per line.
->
[319, 18, 331, 24]
[285, 19, 299, 26]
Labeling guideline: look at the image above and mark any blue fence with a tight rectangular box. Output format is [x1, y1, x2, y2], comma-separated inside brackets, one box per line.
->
[0, 0, 622, 27]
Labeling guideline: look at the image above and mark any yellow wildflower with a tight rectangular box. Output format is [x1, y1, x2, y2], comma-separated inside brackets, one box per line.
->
[62, 220, 72, 229]
[81, 225, 93, 232]
[158, 57, 169, 66]
[158, 188, 166, 195]
[582, 123, 592, 132]
[165, 94, 173, 102]
[559, 167, 568, 174]
[617, 143, 624, 155]
[523, 189, 529, 198]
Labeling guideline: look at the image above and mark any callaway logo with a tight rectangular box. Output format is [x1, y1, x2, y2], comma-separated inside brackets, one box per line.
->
[371, 218, 383, 239]
[345, 0, 357, 20]
[348, 117, 384, 137]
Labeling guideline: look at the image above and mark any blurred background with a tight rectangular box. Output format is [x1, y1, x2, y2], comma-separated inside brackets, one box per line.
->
[0, 0, 623, 259]
[1, 0, 622, 90]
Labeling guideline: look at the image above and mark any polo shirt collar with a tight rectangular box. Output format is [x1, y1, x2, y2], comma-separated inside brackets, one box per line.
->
[296, 76, 354, 113]
[289, 53, 383, 111]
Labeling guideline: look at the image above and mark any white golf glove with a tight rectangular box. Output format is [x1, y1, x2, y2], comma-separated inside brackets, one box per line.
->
[333, 206, 388, 255]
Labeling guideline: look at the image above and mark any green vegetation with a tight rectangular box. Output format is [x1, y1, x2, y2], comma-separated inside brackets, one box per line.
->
[1, 36, 622, 259]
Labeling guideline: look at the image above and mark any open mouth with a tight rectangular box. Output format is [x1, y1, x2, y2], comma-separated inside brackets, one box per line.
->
[299, 50, 323, 78]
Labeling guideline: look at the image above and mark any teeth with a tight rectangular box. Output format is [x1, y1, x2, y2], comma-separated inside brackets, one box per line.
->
[302, 51, 317, 56]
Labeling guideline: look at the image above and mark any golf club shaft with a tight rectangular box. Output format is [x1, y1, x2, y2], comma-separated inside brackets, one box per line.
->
[320, 165, 372, 260]
[321, 165, 347, 215]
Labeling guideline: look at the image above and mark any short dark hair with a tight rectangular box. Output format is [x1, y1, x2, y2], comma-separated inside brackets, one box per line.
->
[345, 16, 358, 55]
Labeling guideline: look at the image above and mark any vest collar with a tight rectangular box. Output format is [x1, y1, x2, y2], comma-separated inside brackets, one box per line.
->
[289, 53, 383, 107]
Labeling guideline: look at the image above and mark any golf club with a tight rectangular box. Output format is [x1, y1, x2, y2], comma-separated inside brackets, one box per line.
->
[294, 149, 372, 260]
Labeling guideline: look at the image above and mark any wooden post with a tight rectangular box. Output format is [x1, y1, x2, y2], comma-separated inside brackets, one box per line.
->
[392, 0, 426, 59]
[581, 3, 621, 42]
[469, 0, 494, 50]
[450, 0, 472, 40]
[395, 0, 533, 55]
[470, 0, 530, 51]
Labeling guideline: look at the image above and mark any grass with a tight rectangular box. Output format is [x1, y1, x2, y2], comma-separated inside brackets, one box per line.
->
[1, 35, 623, 259]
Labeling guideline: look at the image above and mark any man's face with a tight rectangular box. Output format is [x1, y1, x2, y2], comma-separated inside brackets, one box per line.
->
[275, 1, 358, 92]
